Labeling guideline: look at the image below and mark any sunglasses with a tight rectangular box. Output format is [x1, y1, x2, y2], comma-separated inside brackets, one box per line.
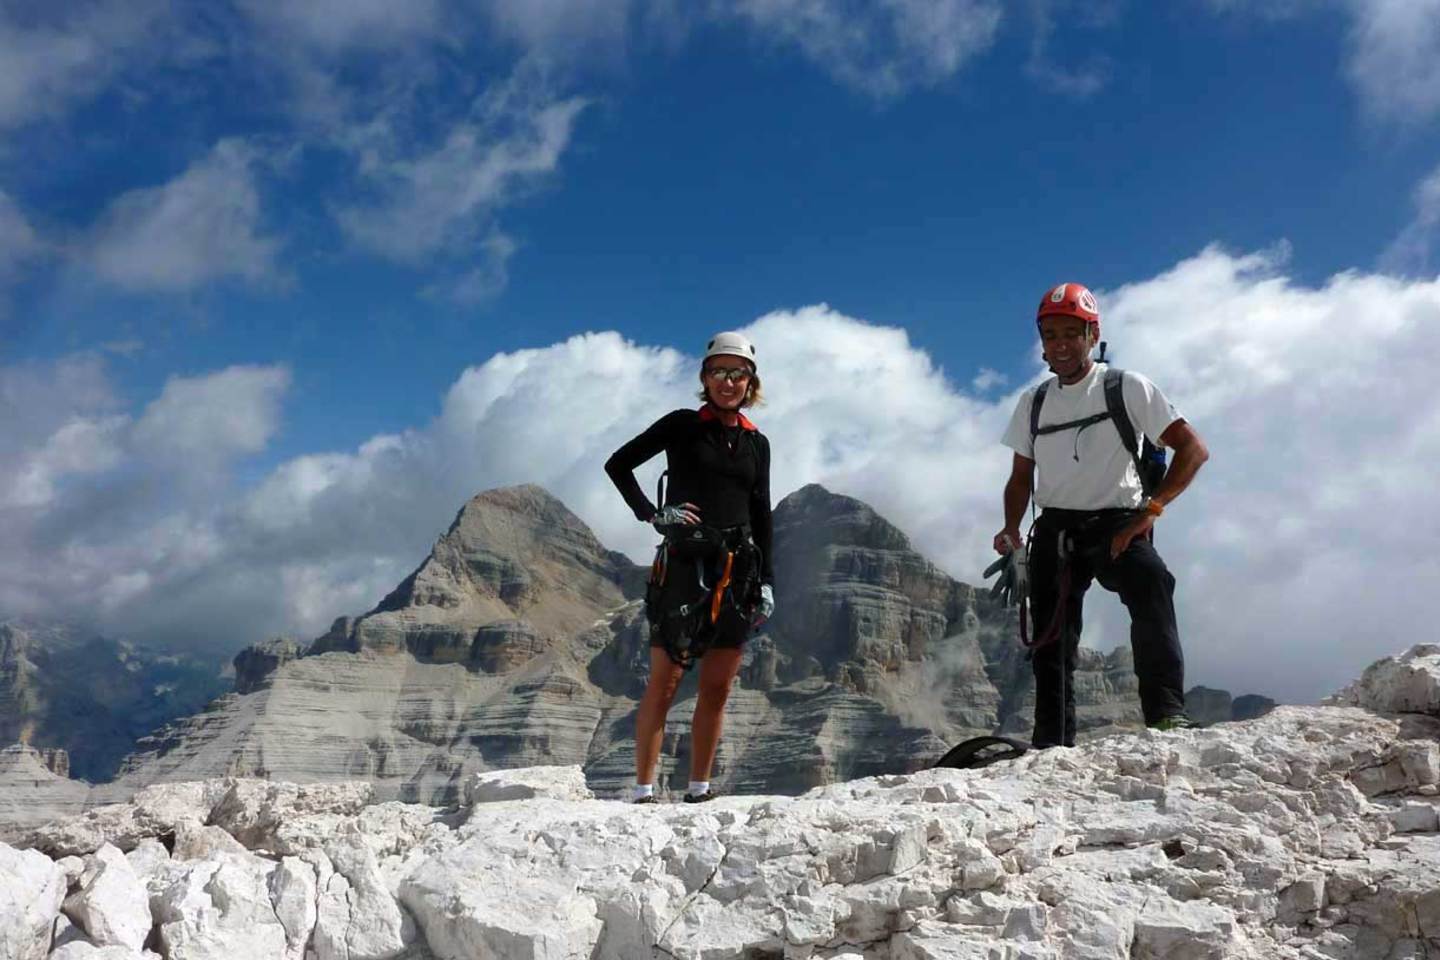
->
[704, 367, 753, 384]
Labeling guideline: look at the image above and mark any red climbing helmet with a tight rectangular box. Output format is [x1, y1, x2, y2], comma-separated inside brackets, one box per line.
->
[1036, 282, 1100, 337]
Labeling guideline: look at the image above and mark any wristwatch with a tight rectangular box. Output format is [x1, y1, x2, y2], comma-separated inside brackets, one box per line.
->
[1143, 498, 1165, 518]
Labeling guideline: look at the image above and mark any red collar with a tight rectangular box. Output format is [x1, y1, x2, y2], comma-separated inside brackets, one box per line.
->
[699, 404, 757, 432]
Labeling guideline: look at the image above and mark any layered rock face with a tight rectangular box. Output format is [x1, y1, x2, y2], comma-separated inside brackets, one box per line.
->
[2, 483, 1274, 828]
[0, 622, 228, 782]
[4, 646, 1438, 960]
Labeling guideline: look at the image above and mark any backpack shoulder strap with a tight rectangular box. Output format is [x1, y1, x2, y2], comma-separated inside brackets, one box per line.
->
[1103, 367, 1139, 456]
[1028, 381, 1051, 439]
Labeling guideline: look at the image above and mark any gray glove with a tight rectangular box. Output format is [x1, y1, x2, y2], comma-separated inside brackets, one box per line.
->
[983, 544, 1028, 608]
[651, 503, 700, 531]
[753, 584, 775, 627]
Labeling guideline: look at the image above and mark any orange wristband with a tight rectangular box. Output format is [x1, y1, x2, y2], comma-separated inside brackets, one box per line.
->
[1144, 498, 1165, 518]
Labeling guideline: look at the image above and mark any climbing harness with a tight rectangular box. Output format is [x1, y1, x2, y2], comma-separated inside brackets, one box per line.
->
[645, 471, 762, 670]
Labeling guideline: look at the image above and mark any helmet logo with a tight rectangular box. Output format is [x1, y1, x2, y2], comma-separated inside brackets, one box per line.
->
[1050, 285, 1067, 303]
[1078, 289, 1098, 314]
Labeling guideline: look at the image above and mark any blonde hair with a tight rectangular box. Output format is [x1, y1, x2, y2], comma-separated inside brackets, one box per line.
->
[697, 367, 764, 408]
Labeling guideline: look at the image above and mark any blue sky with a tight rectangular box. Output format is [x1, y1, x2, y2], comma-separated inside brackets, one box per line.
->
[6, 1, 1438, 452]
[4, 0, 1440, 702]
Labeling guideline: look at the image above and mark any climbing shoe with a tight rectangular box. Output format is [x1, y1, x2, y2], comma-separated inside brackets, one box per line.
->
[683, 790, 717, 804]
[1150, 715, 1197, 732]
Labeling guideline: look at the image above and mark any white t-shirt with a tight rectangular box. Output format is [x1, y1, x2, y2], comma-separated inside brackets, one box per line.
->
[1001, 363, 1182, 510]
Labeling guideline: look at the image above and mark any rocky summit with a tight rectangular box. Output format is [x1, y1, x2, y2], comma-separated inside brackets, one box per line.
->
[0, 483, 1274, 836]
[1, 645, 1436, 960]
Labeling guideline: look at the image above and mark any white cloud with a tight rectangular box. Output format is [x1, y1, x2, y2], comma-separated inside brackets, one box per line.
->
[481, 0, 641, 61]
[1344, 0, 1440, 124]
[232, 0, 446, 55]
[0, 361, 292, 642]
[0, 355, 124, 509]
[1024, 0, 1116, 99]
[723, 0, 1004, 100]
[87, 139, 282, 292]
[4, 247, 1437, 705]
[972, 368, 1007, 392]
[0, 0, 167, 130]
[1204, 0, 1440, 125]
[132, 366, 291, 468]
[336, 72, 586, 299]
[1380, 163, 1440, 274]
[0, 191, 42, 283]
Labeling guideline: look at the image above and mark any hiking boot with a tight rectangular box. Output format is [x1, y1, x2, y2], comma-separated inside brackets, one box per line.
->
[1150, 715, 1197, 732]
[683, 790, 717, 804]
[632, 794, 658, 805]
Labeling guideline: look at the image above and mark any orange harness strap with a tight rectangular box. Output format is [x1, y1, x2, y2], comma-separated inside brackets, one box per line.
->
[710, 551, 734, 624]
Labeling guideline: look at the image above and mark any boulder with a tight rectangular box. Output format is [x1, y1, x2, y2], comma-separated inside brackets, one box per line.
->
[1328, 644, 1440, 716]
[462, 764, 594, 805]
[311, 823, 414, 960]
[207, 779, 376, 849]
[27, 781, 224, 857]
[0, 840, 66, 960]
[62, 843, 152, 950]
[152, 853, 289, 960]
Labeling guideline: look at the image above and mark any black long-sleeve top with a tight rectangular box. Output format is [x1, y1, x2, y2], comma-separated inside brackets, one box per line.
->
[604, 405, 774, 585]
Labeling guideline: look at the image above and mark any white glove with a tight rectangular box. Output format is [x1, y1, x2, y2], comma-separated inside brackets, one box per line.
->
[983, 544, 1028, 608]
[753, 584, 775, 627]
[651, 503, 700, 530]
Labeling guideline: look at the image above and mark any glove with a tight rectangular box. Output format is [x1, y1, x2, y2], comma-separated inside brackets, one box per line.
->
[752, 584, 775, 627]
[983, 544, 1028, 608]
[651, 503, 700, 531]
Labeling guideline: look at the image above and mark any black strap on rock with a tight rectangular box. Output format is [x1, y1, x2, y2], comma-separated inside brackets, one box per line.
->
[931, 735, 1029, 770]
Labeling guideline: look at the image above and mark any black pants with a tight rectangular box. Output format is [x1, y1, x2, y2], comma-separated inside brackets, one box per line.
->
[1029, 509, 1185, 747]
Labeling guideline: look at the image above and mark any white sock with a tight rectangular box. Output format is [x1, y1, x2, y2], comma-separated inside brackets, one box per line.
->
[687, 780, 710, 797]
[632, 783, 654, 800]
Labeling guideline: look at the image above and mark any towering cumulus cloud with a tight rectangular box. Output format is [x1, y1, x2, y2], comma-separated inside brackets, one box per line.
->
[1, 247, 1436, 702]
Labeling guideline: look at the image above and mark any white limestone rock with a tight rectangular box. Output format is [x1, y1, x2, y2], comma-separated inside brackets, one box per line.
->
[28, 781, 225, 858]
[267, 857, 317, 960]
[62, 843, 153, 950]
[462, 764, 594, 805]
[208, 778, 376, 849]
[56, 855, 86, 886]
[49, 943, 163, 960]
[0, 840, 66, 960]
[1327, 644, 1440, 716]
[51, 913, 87, 950]
[273, 800, 454, 862]
[152, 852, 289, 960]
[123, 839, 170, 881]
[312, 822, 414, 960]
[11, 645, 1440, 960]
[171, 821, 247, 860]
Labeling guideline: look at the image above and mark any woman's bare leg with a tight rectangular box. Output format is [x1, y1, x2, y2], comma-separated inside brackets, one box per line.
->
[689, 646, 744, 783]
[635, 646, 685, 786]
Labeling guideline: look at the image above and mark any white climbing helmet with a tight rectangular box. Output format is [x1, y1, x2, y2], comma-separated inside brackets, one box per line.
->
[703, 331, 757, 368]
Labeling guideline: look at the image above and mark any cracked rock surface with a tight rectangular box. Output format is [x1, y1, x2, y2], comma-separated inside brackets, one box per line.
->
[3, 646, 1439, 960]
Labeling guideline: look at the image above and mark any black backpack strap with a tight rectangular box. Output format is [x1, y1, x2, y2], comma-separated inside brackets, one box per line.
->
[1033, 411, 1112, 437]
[1104, 367, 1168, 498]
[1028, 381, 1051, 440]
[1103, 368, 1139, 457]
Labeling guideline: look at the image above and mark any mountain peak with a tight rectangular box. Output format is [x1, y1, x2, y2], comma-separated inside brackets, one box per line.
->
[774, 483, 914, 553]
[336, 484, 643, 655]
